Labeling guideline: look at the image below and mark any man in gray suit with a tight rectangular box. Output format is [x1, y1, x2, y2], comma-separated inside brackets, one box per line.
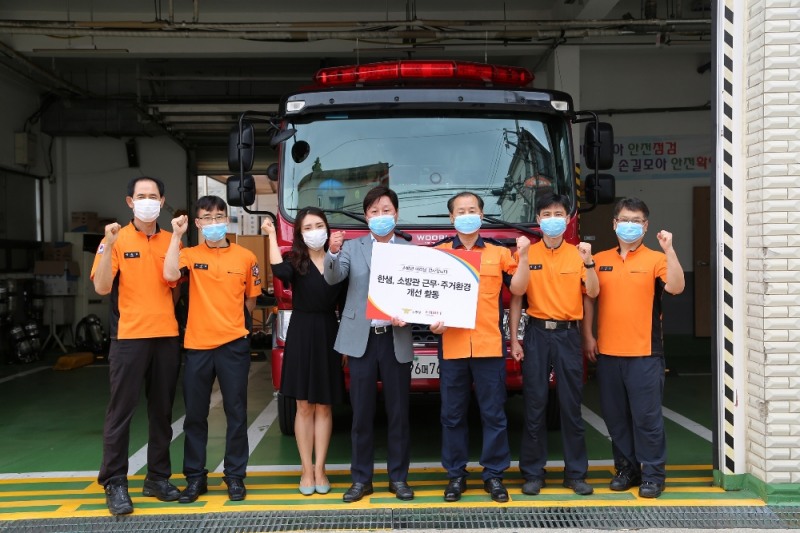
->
[324, 185, 415, 503]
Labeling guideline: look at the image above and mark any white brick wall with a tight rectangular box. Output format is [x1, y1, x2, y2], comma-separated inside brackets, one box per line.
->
[743, 0, 800, 484]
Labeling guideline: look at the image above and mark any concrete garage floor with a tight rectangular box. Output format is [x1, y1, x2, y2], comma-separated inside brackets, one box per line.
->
[1, 335, 797, 530]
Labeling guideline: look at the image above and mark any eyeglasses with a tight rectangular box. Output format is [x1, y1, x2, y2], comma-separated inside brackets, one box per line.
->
[616, 217, 646, 224]
[198, 214, 227, 223]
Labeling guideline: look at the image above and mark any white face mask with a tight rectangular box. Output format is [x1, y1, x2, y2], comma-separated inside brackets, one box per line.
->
[132, 199, 161, 223]
[302, 228, 328, 250]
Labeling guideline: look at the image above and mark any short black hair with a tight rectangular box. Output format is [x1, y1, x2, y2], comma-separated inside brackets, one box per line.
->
[195, 195, 228, 215]
[447, 191, 484, 214]
[362, 185, 399, 214]
[127, 176, 165, 197]
[535, 192, 570, 217]
[613, 197, 650, 219]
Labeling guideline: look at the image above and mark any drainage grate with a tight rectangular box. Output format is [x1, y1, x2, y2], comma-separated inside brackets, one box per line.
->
[2, 506, 800, 532]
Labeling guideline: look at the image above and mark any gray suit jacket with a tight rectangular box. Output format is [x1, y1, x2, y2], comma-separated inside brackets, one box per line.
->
[324, 235, 414, 363]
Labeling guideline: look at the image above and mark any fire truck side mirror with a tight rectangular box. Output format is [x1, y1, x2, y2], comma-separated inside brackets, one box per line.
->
[226, 174, 256, 207]
[583, 122, 614, 171]
[266, 163, 279, 182]
[584, 173, 616, 205]
[228, 121, 255, 173]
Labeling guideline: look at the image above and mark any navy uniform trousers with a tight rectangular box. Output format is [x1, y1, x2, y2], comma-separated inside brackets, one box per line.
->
[596, 353, 667, 484]
[440, 355, 509, 481]
[183, 337, 251, 481]
[518, 322, 588, 482]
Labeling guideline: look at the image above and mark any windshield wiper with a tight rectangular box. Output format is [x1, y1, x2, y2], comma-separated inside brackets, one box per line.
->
[319, 208, 412, 241]
[419, 214, 542, 239]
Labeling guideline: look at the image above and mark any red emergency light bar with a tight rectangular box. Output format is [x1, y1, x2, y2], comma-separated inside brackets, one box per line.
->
[314, 60, 534, 87]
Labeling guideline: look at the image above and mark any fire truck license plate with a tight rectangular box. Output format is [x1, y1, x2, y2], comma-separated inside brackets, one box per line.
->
[411, 355, 440, 379]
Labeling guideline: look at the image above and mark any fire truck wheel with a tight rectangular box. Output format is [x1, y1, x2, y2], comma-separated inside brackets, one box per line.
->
[277, 392, 297, 436]
[545, 388, 561, 431]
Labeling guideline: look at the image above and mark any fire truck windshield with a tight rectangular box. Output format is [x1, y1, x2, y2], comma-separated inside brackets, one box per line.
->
[279, 113, 574, 226]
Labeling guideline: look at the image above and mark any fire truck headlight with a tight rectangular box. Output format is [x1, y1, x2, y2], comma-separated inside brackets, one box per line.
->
[502, 309, 528, 341]
[276, 310, 292, 342]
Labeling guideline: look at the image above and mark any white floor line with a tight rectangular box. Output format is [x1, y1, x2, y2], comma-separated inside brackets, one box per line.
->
[127, 362, 268, 476]
[581, 405, 611, 440]
[213, 396, 278, 473]
[0, 471, 98, 480]
[0, 366, 48, 384]
[663, 406, 713, 442]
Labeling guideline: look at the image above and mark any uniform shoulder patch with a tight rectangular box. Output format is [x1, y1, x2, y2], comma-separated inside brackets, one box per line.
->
[252, 264, 260, 277]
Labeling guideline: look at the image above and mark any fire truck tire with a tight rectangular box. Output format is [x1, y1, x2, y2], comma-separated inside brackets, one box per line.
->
[545, 388, 561, 431]
[277, 392, 296, 436]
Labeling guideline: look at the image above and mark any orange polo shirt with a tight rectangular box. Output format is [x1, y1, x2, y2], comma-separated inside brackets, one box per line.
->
[90, 222, 179, 340]
[594, 245, 668, 357]
[517, 240, 587, 321]
[436, 236, 518, 359]
[179, 241, 262, 350]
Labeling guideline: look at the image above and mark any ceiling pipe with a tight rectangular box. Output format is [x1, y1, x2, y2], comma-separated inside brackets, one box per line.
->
[0, 26, 711, 41]
[0, 41, 90, 96]
[0, 18, 712, 30]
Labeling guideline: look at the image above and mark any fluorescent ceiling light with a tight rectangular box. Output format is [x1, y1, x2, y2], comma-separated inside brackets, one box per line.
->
[31, 48, 129, 54]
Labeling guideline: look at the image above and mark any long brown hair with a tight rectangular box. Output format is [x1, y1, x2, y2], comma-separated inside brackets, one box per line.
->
[289, 206, 331, 275]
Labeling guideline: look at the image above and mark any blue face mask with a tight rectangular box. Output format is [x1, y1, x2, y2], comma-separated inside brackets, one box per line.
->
[368, 214, 396, 237]
[201, 222, 227, 242]
[538, 216, 567, 238]
[454, 214, 482, 235]
[615, 221, 644, 243]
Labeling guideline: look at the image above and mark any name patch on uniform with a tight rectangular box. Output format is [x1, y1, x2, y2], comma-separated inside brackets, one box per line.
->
[599, 266, 613, 271]
[194, 263, 209, 270]
[529, 264, 543, 270]
[123, 251, 140, 259]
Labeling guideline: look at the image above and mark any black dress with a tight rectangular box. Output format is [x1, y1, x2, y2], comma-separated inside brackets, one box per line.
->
[272, 259, 345, 405]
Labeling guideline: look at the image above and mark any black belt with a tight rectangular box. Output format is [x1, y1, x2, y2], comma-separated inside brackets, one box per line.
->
[529, 317, 578, 330]
[371, 325, 392, 334]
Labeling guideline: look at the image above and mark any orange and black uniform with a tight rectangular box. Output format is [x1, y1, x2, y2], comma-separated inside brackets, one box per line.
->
[90, 222, 181, 487]
[178, 241, 261, 482]
[436, 236, 518, 481]
[594, 245, 669, 485]
[516, 240, 590, 484]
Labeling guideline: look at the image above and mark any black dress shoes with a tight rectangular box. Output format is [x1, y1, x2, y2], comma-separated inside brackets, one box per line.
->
[483, 477, 509, 503]
[342, 482, 374, 503]
[609, 470, 641, 491]
[104, 481, 133, 515]
[444, 476, 468, 502]
[178, 478, 208, 504]
[223, 477, 247, 501]
[142, 478, 181, 501]
[388, 480, 414, 501]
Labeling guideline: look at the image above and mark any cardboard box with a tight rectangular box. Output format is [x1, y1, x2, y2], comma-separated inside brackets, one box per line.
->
[236, 235, 272, 290]
[42, 242, 74, 261]
[34, 261, 80, 296]
[70, 211, 98, 232]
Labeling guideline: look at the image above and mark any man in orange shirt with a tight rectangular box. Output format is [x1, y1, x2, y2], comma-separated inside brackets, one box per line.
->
[581, 197, 684, 499]
[430, 191, 530, 503]
[509, 192, 598, 497]
[164, 195, 262, 503]
[91, 176, 181, 515]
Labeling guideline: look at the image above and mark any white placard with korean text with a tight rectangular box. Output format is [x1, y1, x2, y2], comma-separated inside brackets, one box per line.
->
[366, 242, 481, 329]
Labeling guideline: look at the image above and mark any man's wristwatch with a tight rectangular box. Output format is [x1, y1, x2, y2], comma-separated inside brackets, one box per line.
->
[584, 262, 596, 268]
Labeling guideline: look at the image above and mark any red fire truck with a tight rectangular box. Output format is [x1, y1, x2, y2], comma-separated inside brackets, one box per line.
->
[227, 60, 614, 435]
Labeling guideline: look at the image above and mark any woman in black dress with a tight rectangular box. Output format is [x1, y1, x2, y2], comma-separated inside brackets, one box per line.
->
[262, 207, 344, 496]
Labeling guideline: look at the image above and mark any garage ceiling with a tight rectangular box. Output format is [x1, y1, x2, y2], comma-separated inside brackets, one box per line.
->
[0, 0, 712, 149]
